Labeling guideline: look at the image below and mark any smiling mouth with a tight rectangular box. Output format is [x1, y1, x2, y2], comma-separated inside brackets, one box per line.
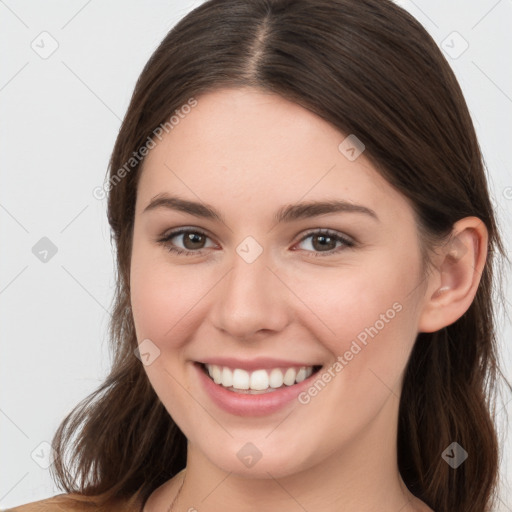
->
[198, 362, 323, 394]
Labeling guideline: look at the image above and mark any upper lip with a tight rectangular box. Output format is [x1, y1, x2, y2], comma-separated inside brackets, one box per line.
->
[197, 357, 323, 372]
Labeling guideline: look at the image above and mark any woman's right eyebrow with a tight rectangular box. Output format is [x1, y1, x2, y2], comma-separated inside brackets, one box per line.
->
[142, 193, 379, 223]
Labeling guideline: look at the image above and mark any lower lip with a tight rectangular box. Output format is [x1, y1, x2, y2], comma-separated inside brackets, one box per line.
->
[194, 363, 321, 416]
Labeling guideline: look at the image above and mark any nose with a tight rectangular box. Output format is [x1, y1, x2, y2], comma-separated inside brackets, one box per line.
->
[210, 247, 291, 341]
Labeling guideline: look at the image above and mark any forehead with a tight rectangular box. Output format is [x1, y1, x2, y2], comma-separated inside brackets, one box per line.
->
[136, 87, 412, 225]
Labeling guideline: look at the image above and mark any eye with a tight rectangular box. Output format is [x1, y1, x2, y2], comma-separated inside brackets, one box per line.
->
[157, 227, 355, 257]
[294, 229, 355, 257]
[157, 228, 216, 256]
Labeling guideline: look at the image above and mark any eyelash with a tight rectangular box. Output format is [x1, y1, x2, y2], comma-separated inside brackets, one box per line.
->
[157, 228, 355, 258]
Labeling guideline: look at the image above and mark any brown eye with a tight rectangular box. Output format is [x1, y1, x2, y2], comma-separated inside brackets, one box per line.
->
[158, 228, 354, 258]
[311, 234, 338, 251]
[296, 230, 355, 257]
[181, 232, 207, 250]
[158, 228, 215, 256]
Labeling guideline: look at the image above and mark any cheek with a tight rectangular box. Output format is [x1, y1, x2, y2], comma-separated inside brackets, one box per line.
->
[130, 243, 212, 344]
[129, 245, 211, 431]
[287, 251, 420, 391]
[279, 268, 419, 450]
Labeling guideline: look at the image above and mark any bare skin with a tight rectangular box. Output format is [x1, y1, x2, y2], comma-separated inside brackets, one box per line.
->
[130, 87, 487, 512]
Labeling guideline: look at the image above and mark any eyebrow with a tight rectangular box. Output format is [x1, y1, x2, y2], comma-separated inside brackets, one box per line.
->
[143, 193, 379, 223]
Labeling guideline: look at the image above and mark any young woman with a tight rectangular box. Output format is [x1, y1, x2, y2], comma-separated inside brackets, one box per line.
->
[8, 0, 510, 511]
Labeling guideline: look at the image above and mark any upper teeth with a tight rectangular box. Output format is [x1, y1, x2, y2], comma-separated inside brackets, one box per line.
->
[205, 364, 314, 391]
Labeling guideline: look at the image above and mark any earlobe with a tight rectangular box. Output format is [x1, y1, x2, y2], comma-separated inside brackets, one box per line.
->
[417, 217, 488, 333]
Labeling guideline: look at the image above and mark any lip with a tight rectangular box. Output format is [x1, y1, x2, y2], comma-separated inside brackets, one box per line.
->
[199, 357, 323, 372]
[194, 362, 322, 416]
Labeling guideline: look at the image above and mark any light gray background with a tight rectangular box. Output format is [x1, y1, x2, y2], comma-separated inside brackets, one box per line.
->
[1, 0, 511, 510]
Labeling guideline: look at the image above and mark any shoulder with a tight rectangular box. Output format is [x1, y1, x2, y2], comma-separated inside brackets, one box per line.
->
[3, 492, 142, 512]
[3, 493, 91, 512]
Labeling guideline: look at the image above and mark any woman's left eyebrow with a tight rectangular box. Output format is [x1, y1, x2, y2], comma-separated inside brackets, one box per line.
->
[143, 193, 379, 223]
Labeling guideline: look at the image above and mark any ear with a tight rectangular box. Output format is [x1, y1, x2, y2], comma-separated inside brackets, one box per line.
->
[417, 217, 488, 333]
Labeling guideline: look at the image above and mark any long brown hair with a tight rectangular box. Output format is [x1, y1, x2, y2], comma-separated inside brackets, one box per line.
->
[50, 1, 511, 510]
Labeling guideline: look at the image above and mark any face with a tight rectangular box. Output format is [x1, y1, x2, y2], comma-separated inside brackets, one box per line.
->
[130, 87, 428, 478]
